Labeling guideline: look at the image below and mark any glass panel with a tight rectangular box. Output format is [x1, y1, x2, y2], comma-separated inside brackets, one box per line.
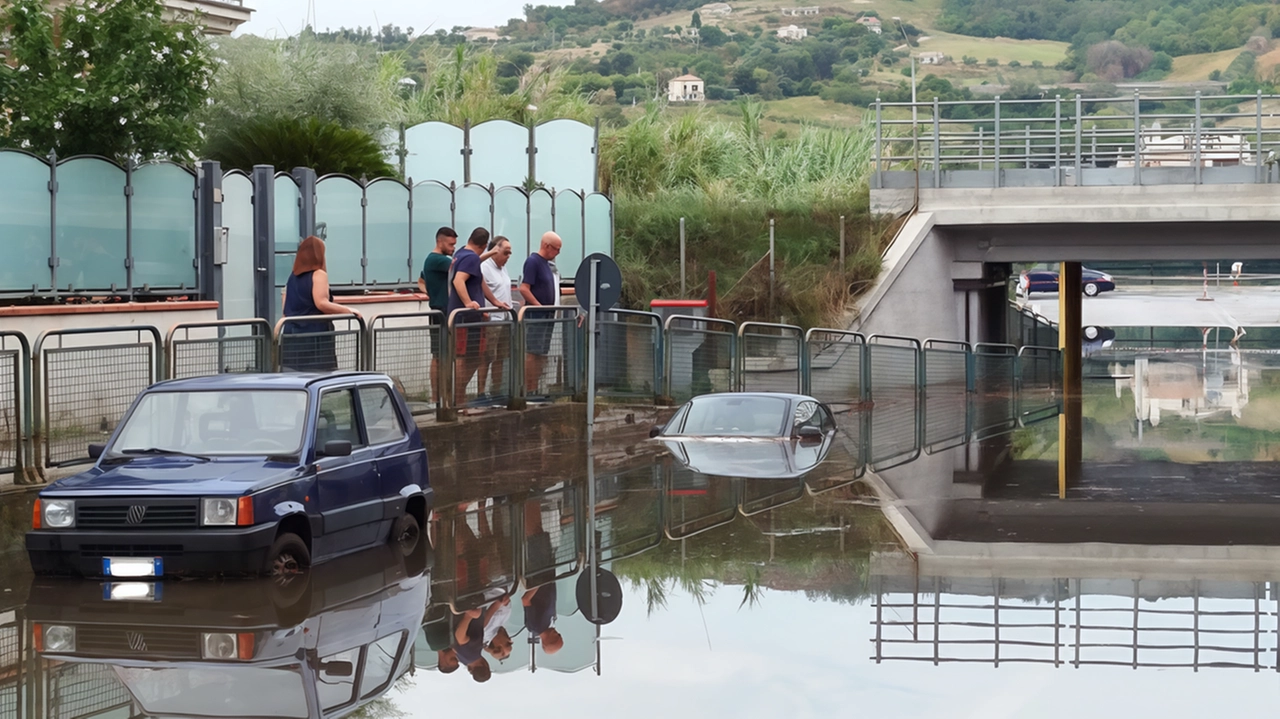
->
[493, 187, 529, 261]
[469, 120, 528, 189]
[411, 181, 453, 277]
[131, 163, 196, 290]
[221, 173, 256, 319]
[453, 184, 492, 243]
[360, 632, 405, 699]
[553, 190, 584, 282]
[583, 193, 611, 259]
[315, 176, 364, 286]
[316, 648, 358, 711]
[364, 180, 409, 286]
[317, 389, 361, 447]
[535, 119, 596, 193]
[274, 175, 301, 251]
[405, 121, 464, 187]
[56, 157, 126, 292]
[526, 189, 553, 285]
[0, 151, 52, 292]
[358, 386, 406, 445]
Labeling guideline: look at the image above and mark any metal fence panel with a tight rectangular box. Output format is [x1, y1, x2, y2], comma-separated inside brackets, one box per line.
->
[450, 309, 517, 410]
[275, 314, 365, 373]
[664, 468, 737, 539]
[520, 306, 582, 402]
[739, 322, 802, 394]
[596, 465, 663, 562]
[923, 340, 970, 452]
[167, 319, 273, 379]
[596, 310, 661, 401]
[36, 327, 160, 468]
[664, 315, 736, 403]
[435, 500, 518, 612]
[867, 336, 921, 468]
[1018, 346, 1061, 420]
[974, 343, 1018, 437]
[522, 484, 582, 587]
[371, 312, 443, 415]
[805, 329, 865, 406]
[0, 620, 19, 719]
[48, 661, 133, 719]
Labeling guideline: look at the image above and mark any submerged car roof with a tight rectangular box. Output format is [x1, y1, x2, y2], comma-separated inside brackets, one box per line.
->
[688, 392, 814, 403]
[148, 372, 391, 392]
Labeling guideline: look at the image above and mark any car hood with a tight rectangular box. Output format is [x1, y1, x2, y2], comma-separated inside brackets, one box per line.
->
[46, 458, 303, 495]
[660, 436, 832, 479]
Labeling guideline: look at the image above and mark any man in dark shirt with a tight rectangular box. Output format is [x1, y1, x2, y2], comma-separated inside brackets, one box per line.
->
[448, 228, 507, 408]
[417, 227, 457, 403]
[518, 232, 563, 394]
[521, 497, 563, 655]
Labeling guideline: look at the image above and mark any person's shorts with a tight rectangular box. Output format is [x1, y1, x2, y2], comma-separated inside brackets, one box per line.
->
[455, 326, 486, 358]
[428, 312, 445, 355]
[485, 323, 510, 360]
[525, 323, 553, 356]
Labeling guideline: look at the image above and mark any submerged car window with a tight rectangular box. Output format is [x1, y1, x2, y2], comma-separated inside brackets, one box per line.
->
[361, 632, 406, 699]
[359, 386, 406, 446]
[318, 648, 359, 711]
[114, 665, 309, 718]
[111, 390, 308, 456]
[679, 397, 789, 437]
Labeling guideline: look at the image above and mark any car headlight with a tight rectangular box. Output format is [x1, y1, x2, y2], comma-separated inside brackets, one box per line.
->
[201, 498, 237, 526]
[202, 632, 238, 660]
[43, 625, 76, 653]
[43, 500, 75, 529]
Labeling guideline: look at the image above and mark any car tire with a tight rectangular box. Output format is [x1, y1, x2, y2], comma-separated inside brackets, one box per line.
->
[391, 513, 421, 557]
[1084, 282, 1099, 297]
[265, 532, 311, 579]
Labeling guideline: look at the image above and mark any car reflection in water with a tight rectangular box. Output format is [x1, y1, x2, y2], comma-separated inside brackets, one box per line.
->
[25, 538, 430, 719]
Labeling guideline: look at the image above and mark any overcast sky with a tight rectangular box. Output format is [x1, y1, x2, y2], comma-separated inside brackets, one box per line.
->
[237, 0, 572, 38]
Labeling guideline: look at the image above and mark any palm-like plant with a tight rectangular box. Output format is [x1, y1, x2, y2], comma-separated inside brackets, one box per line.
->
[205, 116, 395, 178]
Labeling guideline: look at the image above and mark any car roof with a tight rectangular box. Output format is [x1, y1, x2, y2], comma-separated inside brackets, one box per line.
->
[148, 372, 392, 392]
[688, 392, 814, 403]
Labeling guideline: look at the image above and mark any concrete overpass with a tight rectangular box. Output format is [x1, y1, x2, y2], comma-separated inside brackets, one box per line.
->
[857, 92, 1280, 345]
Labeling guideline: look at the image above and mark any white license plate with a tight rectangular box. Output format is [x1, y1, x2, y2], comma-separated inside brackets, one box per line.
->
[102, 557, 163, 578]
[103, 581, 162, 602]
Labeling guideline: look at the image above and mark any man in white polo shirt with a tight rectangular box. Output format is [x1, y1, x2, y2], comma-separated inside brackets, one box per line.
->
[477, 236, 514, 399]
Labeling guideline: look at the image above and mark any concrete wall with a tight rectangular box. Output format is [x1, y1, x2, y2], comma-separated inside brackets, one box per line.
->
[853, 213, 965, 341]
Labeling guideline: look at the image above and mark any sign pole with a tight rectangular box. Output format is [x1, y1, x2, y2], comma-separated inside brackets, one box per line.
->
[587, 258, 599, 445]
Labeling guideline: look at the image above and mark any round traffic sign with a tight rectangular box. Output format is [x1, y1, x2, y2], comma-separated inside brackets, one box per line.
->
[576, 566, 624, 625]
[574, 253, 622, 312]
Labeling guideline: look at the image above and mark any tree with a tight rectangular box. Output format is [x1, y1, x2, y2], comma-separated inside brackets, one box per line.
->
[691, 11, 702, 29]
[205, 117, 395, 178]
[0, 0, 213, 162]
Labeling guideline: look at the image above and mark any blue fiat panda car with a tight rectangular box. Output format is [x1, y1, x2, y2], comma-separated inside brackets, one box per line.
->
[26, 372, 431, 578]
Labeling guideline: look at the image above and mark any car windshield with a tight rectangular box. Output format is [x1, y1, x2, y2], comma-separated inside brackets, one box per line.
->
[678, 396, 789, 437]
[113, 665, 309, 718]
[111, 390, 309, 457]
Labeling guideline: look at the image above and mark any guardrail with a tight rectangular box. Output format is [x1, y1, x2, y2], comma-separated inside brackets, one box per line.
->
[1, 312, 1064, 482]
[873, 92, 1280, 190]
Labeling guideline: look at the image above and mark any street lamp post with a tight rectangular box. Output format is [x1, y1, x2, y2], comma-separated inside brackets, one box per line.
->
[893, 16, 920, 202]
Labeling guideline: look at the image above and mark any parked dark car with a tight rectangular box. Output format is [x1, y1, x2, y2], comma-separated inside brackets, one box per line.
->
[650, 393, 837, 441]
[1018, 268, 1116, 297]
[26, 372, 431, 578]
[25, 541, 429, 719]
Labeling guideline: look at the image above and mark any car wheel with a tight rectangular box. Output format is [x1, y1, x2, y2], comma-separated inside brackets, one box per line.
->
[391, 513, 421, 556]
[1084, 282, 1099, 297]
[266, 532, 311, 579]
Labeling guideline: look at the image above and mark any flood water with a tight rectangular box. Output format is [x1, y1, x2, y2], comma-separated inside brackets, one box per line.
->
[5, 345, 1280, 717]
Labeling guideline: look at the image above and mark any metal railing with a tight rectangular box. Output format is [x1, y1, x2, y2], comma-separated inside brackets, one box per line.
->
[804, 328, 866, 405]
[923, 339, 970, 453]
[739, 322, 803, 394]
[663, 314, 737, 403]
[370, 311, 444, 415]
[596, 310, 663, 402]
[274, 314, 366, 373]
[33, 326, 162, 470]
[873, 92, 1280, 190]
[167, 319, 273, 379]
[518, 305, 582, 403]
[1018, 345, 1062, 421]
[0, 333, 31, 478]
[973, 343, 1018, 438]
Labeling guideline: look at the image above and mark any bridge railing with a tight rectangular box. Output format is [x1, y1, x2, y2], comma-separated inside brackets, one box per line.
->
[874, 92, 1280, 190]
[2, 309, 1065, 482]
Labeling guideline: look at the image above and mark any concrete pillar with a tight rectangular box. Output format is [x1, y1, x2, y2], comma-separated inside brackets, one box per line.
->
[1058, 261, 1083, 498]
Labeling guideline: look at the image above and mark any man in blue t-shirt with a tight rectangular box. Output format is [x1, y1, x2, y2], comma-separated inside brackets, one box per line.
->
[449, 227, 506, 408]
[518, 232, 562, 394]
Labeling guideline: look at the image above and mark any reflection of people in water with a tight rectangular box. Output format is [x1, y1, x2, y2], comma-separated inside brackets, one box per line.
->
[423, 604, 460, 674]
[454, 500, 516, 610]
[522, 500, 564, 654]
[454, 605, 500, 683]
[483, 595, 514, 662]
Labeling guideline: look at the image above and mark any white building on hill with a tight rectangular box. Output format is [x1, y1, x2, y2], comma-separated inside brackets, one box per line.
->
[668, 74, 706, 102]
[777, 24, 808, 40]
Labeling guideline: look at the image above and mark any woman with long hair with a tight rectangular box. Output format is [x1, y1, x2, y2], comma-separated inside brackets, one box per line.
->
[280, 236, 361, 372]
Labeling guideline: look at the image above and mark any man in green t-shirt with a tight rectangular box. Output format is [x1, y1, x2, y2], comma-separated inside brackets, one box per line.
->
[418, 227, 458, 401]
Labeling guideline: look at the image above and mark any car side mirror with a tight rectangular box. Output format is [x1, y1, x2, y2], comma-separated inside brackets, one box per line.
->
[320, 660, 354, 677]
[88, 443, 106, 460]
[796, 426, 824, 440]
[320, 440, 352, 458]
[648, 425, 663, 438]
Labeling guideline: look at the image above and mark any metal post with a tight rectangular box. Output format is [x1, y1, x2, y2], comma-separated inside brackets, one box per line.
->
[1133, 90, 1142, 186]
[251, 165, 277, 323]
[1054, 95, 1062, 187]
[528, 122, 537, 191]
[768, 218, 776, 317]
[124, 159, 134, 299]
[1075, 95, 1083, 180]
[1194, 91, 1203, 185]
[47, 149, 58, 298]
[1257, 91, 1265, 184]
[462, 119, 472, 185]
[978, 127, 984, 171]
[933, 97, 941, 188]
[197, 161, 224, 316]
[292, 167, 317, 239]
[679, 217, 686, 296]
[838, 216, 846, 267]
[587, 259, 599, 445]
[1024, 125, 1031, 169]
[993, 96, 1001, 187]
[593, 117, 601, 193]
